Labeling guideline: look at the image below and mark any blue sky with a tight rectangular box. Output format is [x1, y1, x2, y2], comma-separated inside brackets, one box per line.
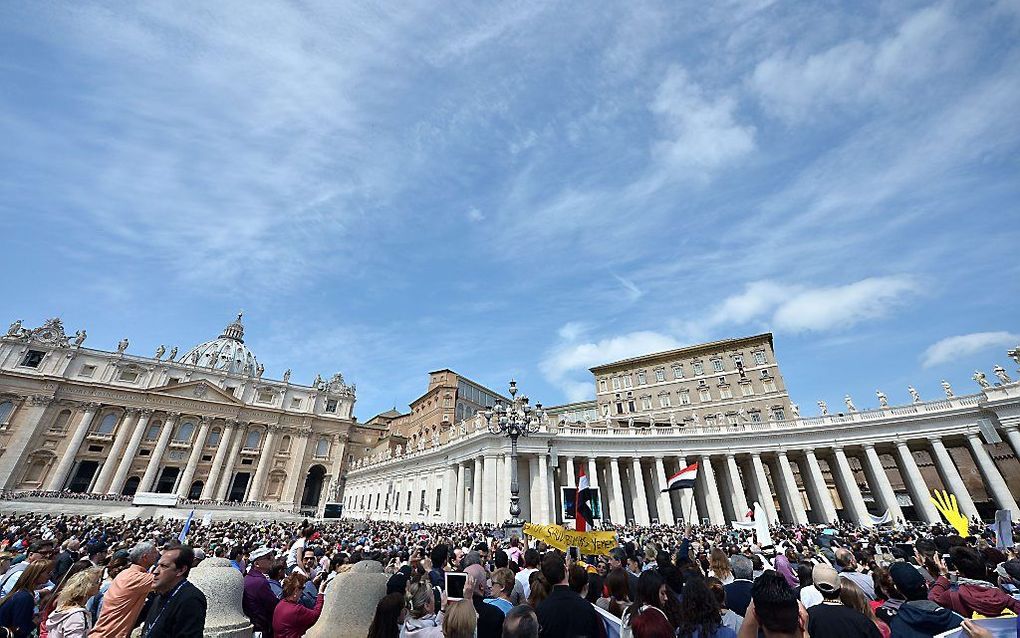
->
[1, 1, 1018, 419]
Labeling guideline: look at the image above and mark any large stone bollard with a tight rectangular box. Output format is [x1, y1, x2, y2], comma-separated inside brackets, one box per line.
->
[189, 557, 254, 638]
[307, 560, 388, 638]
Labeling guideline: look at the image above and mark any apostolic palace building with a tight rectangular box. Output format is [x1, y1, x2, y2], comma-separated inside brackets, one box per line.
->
[1, 315, 1020, 526]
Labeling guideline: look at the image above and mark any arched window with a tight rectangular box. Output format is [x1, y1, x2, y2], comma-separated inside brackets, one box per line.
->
[315, 438, 329, 457]
[0, 401, 14, 424]
[279, 435, 291, 453]
[245, 430, 261, 449]
[96, 413, 118, 434]
[145, 421, 162, 440]
[174, 421, 195, 442]
[52, 410, 71, 431]
[207, 429, 221, 447]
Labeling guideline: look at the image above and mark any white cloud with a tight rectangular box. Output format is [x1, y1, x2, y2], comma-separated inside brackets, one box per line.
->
[771, 276, 920, 332]
[612, 274, 644, 302]
[467, 208, 485, 222]
[540, 329, 681, 400]
[922, 331, 1020, 368]
[751, 4, 957, 121]
[651, 66, 756, 173]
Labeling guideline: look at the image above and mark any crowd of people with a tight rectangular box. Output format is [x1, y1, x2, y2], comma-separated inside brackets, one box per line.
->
[0, 491, 133, 503]
[0, 508, 1017, 637]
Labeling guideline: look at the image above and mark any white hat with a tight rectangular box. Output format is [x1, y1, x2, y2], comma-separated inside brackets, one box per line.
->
[250, 547, 275, 561]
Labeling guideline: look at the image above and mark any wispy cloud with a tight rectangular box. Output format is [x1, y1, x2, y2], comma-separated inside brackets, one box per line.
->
[922, 331, 1020, 368]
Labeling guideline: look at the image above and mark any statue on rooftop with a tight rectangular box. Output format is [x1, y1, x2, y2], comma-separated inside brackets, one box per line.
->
[73, 329, 87, 347]
[972, 370, 990, 389]
[908, 386, 921, 404]
[117, 338, 129, 353]
[993, 365, 1012, 384]
[844, 395, 857, 412]
[167, 346, 178, 360]
[6, 319, 22, 337]
[876, 390, 889, 409]
[283, 369, 291, 383]
[154, 345, 165, 360]
[817, 400, 828, 415]
[941, 379, 954, 398]
[790, 403, 800, 418]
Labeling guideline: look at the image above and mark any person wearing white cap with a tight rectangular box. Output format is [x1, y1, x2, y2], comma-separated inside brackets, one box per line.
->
[243, 547, 279, 638]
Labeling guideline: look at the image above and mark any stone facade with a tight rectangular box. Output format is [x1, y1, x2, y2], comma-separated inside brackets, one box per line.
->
[0, 315, 369, 514]
[345, 335, 1020, 526]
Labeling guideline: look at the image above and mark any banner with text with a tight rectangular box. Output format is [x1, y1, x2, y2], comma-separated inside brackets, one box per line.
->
[523, 522, 619, 555]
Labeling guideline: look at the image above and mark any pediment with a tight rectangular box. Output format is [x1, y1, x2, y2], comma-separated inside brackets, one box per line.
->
[153, 380, 243, 404]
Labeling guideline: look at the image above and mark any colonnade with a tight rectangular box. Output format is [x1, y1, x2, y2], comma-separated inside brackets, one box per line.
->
[345, 426, 1020, 526]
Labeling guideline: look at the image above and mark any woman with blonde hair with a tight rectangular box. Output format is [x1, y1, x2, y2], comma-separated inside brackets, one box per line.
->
[839, 577, 890, 638]
[400, 577, 443, 638]
[45, 568, 103, 638]
[0, 560, 55, 638]
[708, 549, 733, 585]
[442, 599, 477, 638]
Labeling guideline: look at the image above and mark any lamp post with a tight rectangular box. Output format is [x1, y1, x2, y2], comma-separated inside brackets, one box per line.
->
[484, 379, 545, 538]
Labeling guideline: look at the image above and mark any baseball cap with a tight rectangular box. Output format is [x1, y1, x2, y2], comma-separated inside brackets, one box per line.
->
[889, 562, 926, 598]
[812, 564, 840, 594]
[249, 547, 275, 561]
[995, 559, 1020, 582]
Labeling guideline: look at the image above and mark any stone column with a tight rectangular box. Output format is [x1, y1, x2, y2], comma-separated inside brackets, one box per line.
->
[443, 465, 457, 521]
[675, 455, 701, 523]
[201, 420, 237, 500]
[282, 431, 310, 510]
[108, 411, 151, 495]
[454, 462, 466, 522]
[538, 454, 551, 523]
[587, 458, 602, 519]
[92, 409, 138, 493]
[861, 444, 903, 521]
[609, 458, 626, 523]
[966, 433, 1019, 516]
[775, 451, 808, 524]
[629, 457, 650, 525]
[725, 453, 749, 519]
[217, 422, 250, 500]
[831, 447, 870, 525]
[750, 453, 779, 523]
[652, 456, 674, 523]
[499, 454, 511, 523]
[482, 455, 497, 523]
[47, 403, 100, 491]
[700, 455, 726, 525]
[326, 434, 349, 506]
[177, 417, 212, 499]
[894, 441, 940, 524]
[246, 426, 278, 502]
[472, 457, 483, 523]
[0, 396, 53, 490]
[565, 456, 576, 488]
[929, 438, 979, 519]
[803, 449, 838, 523]
[1002, 426, 1020, 460]
[139, 412, 179, 492]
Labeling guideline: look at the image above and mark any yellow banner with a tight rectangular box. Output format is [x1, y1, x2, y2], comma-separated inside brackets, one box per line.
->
[522, 523, 619, 556]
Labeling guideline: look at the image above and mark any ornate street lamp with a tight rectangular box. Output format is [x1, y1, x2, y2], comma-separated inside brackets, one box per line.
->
[484, 379, 545, 538]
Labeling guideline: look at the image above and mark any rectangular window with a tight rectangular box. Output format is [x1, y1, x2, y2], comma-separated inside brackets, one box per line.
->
[20, 350, 44, 368]
[654, 369, 666, 383]
[679, 390, 691, 405]
[325, 399, 338, 413]
[750, 411, 762, 423]
[167, 377, 180, 386]
[641, 397, 652, 410]
[727, 414, 739, 426]
[612, 378, 621, 390]
[616, 402, 624, 415]
[673, 365, 683, 379]
[623, 376, 633, 389]
[705, 415, 716, 427]
[118, 369, 139, 383]
[771, 408, 786, 421]
[599, 379, 607, 392]
[375, 493, 380, 509]
[394, 492, 400, 510]
[659, 394, 671, 408]
[720, 387, 733, 399]
[601, 404, 610, 416]
[699, 388, 712, 402]
[741, 383, 754, 397]
[435, 489, 442, 513]
[257, 391, 274, 403]
[733, 355, 743, 367]
[754, 351, 767, 366]
[637, 371, 646, 385]
[627, 399, 636, 412]
[763, 379, 777, 392]
[693, 361, 704, 375]
[291, 398, 302, 408]
[407, 491, 412, 511]
[79, 364, 96, 378]
[712, 359, 724, 372]
[420, 490, 426, 513]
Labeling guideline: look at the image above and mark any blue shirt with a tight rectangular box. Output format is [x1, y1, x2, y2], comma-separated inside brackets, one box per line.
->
[484, 597, 513, 614]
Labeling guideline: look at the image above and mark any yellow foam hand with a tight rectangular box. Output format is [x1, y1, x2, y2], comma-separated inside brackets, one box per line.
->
[931, 489, 970, 537]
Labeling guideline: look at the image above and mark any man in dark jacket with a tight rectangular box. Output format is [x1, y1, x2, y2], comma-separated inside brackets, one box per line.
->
[142, 544, 207, 638]
[725, 554, 754, 617]
[52, 539, 80, 582]
[887, 562, 963, 638]
[466, 563, 504, 638]
[535, 554, 602, 638]
[242, 547, 279, 637]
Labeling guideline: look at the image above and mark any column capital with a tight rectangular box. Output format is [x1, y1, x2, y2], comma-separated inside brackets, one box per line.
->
[79, 401, 101, 411]
[965, 432, 981, 442]
[861, 442, 875, 450]
[198, 415, 214, 424]
[224, 418, 240, 429]
[29, 395, 55, 407]
[139, 408, 155, 417]
[123, 407, 141, 416]
[165, 411, 181, 420]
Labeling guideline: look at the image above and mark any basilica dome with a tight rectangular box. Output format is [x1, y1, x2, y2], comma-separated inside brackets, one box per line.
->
[179, 313, 259, 376]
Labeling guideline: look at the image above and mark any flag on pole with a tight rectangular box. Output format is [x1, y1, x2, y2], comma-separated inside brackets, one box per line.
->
[178, 510, 194, 543]
[662, 462, 699, 492]
[575, 469, 595, 531]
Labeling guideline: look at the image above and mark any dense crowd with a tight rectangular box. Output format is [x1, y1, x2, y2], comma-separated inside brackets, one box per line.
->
[0, 509, 1018, 638]
[0, 491, 133, 503]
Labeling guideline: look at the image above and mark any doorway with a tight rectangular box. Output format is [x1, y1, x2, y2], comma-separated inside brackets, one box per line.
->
[155, 467, 179, 494]
[301, 465, 327, 508]
[67, 461, 99, 493]
[228, 473, 251, 502]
